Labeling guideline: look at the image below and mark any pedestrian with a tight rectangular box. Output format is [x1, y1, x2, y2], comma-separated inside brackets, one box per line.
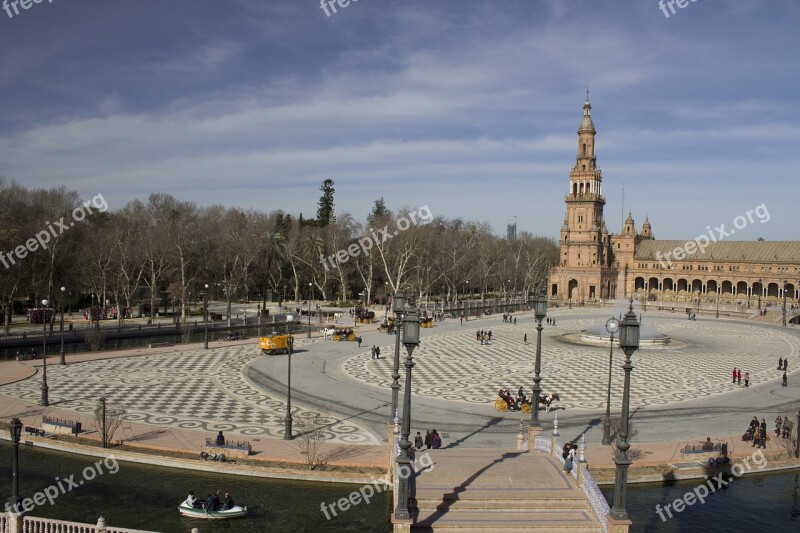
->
[737, 368, 742, 385]
[414, 431, 423, 450]
[778, 357, 784, 370]
[513, 317, 517, 325]
[376, 346, 380, 358]
[357, 336, 362, 347]
[552, 318, 556, 326]
[431, 429, 442, 449]
[476, 330, 480, 342]
[752, 424, 761, 448]
[744, 371, 750, 388]
[524, 333, 528, 344]
[424, 429, 432, 449]
[371, 346, 376, 359]
[783, 372, 787, 387]
[732, 367, 737, 384]
[775, 416, 783, 436]
[784, 359, 788, 372]
[759, 419, 768, 448]
[782, 417, 793, 438]
[488, 330, 492, 341]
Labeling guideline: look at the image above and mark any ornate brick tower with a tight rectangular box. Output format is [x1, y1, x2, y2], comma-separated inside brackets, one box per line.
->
[549, 94, 617, 303]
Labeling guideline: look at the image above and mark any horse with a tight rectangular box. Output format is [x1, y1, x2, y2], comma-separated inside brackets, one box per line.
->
[321, 327, 335, 340]
[538, 392, 561, 413]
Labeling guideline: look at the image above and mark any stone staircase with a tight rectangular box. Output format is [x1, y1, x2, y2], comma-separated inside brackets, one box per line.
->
[409, 448, 605, 532]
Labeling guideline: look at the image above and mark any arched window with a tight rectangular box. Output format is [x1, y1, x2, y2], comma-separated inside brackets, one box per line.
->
[582, 143, 587, 155]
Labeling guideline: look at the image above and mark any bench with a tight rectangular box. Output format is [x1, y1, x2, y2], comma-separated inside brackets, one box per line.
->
[149, 342, 173, 349]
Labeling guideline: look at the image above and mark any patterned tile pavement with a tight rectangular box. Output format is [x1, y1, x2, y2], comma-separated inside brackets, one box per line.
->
[342, 312, 800, 410]
[0, 345, 379, 444]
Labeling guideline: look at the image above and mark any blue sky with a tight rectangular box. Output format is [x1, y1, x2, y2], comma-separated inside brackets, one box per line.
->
[0, 0, 798, 241]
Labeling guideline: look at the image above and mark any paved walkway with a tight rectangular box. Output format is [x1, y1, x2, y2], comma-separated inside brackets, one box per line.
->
[0, 306, 798, 482]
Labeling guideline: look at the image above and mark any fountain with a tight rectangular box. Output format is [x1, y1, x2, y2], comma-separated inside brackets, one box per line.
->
[563, 299, 682, 348]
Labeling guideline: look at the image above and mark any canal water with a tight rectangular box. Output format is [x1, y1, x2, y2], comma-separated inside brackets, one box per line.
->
[0, 442, 391, 532]
[1, 442, 798, 532]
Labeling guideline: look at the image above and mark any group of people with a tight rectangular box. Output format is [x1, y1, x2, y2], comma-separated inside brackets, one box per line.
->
[747, 417, 769, 448]
[774, 415, 794, 439]
[562, 442, 579, 473]
[370, 345, 381, 359]
[778, 357, 788, 387]
[502, 314, 517, 324]
[476, 329, 492, 344]
[731, 368, 750, 388]
[499, 386, 528, 408]
[184, 490, 235, 512]
[546, 317, 556, 325]
[414, 429, 442, 449]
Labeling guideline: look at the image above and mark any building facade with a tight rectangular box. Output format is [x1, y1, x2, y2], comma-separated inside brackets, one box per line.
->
[549, 97, 800, 314]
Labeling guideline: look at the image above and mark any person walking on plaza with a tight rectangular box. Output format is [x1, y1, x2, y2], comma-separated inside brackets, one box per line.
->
[759, 418, 768, 448]
[414, 432, 423, 450]
[744, 371, 750, 388]
[783, 372, 788, 387]
[778, 357, 784, 370]
[487, 330, 492, 341]
[732, 367, 737, 384]
[375, 346, 380, 358]
[737, 368, 742, 385]
[524, 333, 528, 344]
[357, 336, 362, 348]
[784, 359, 788, 372]
[424, 429, 432, 449]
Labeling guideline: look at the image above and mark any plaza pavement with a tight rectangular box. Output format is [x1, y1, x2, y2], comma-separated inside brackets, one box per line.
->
[0, 306, 798, 480]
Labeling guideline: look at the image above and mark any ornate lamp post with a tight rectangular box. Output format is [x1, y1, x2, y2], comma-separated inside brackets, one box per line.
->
[783, 280, 788, 327]
[40, 298, 49, 406]
[609, 301, 640, 524]
[203, 283, 209, 349]
[394, 307, 420, 521]
[284, 314, 295, 439]
[59, 286, 66, 365]
[9, 417, 22, 509]
[390, 290, 406, 422]
[530, 293, 547, 430]
[757, 278, 762, 310]
[602, 316, 620, 445]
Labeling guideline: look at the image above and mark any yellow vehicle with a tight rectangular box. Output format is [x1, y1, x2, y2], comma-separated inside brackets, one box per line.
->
[332, 328, 357, 342]
[259, 334, 294, 355]
[421, 318, 434, 328]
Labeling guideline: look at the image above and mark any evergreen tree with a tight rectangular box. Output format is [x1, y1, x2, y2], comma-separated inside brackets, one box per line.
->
[316, 179, 335, 226]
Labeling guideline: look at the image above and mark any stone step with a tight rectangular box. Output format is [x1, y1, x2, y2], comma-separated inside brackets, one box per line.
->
[415, 496, 594, 511]
[411, 508, 603, 532]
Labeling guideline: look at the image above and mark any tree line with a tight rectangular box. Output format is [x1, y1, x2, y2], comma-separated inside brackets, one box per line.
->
[0, 177, 557, 333]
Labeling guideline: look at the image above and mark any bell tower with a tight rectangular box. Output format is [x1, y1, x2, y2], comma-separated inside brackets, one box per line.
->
[549, 92, 617, 304]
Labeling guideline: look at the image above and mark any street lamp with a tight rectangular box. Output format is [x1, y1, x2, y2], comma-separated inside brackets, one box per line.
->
[284, 314, 295, 439]
[602, 316, 620, 445]
[390, 290, 406, 423]
[59, 286, 66, 365]
[530, 293, 547, 430]
[757, 278, 762, 310]
[307, 282, 312, 339]
[783, 280, 788, 327]
[716, 283, 721, 319]
[609, 301, 640, 523]
[395, 307, 421, 521]
[40, 298, 49, 406]
[465, 281, 469, 321]
[9, 417, 22, 510]
[204, 283, 209, 349]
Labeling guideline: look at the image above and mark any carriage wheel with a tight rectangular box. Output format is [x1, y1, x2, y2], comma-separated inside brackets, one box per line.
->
[521, 403, 532, 414]
[494, 398, 508, 412]
[333, 335, 341, 342]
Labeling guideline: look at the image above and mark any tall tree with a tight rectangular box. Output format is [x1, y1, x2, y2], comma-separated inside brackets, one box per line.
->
[316, 179, 335, 227]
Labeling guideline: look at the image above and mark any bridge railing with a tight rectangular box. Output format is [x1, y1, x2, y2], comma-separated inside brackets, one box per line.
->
[580, 468, 610, 533]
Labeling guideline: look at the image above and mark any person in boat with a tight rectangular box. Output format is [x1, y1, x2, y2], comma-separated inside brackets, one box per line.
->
[185, 491, 199, 508]
[212, 491, 221, 511]
[224, 492, 235, 511]
[205, 494, 215, 511]
[216, 431, 225, 446]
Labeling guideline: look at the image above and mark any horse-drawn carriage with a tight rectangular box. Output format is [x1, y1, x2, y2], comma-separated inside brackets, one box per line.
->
[332, 327, 357, 342]
[420, 317, 434, 328]
[494, 389, 560, 414]
[378, 317, 397, 334]
[356, 309, 376, 324]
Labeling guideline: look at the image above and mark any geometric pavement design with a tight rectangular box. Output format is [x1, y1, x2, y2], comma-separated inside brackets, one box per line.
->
[0, 345, 378, 444]
[342, 310, 800, 411]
